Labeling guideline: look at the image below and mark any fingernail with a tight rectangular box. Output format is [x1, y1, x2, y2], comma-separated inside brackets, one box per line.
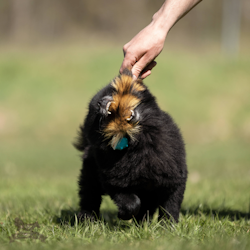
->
[133, 75, 137, 80]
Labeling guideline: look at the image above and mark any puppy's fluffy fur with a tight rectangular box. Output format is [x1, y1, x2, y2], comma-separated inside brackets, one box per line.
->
[75, 69, 187, 222]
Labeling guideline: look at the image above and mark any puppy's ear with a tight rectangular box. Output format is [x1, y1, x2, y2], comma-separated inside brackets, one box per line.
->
[120, 67, 133, 77]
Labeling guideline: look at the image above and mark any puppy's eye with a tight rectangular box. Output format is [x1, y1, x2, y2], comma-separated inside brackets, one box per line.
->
[106, 101, 112, 115]
[98, 96, 113, 116]
[127, 110, 134, 121]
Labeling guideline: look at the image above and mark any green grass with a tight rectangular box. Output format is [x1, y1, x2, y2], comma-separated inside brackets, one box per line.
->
[0, 45, 250, 250]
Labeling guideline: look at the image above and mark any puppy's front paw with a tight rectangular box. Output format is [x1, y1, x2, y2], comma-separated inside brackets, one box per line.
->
[113, 193, 141, 220]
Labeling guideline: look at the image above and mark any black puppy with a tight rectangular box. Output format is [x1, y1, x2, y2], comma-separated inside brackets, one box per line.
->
[75, 69, 187, 222]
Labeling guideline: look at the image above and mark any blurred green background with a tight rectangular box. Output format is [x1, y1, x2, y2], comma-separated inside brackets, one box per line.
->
[0, 0, 250, 225]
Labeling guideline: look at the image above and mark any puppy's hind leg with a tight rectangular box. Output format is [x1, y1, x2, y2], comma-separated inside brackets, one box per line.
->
[78, 147, 103, 221]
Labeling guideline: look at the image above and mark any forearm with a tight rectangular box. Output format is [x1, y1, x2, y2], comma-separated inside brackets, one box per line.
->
[151, 0, 202, 37]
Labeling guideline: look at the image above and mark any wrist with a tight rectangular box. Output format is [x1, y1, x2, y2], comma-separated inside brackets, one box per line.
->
[151, 9, 172, 38]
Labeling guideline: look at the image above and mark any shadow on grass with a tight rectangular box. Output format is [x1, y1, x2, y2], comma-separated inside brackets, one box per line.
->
[53, 205, 249, 227]
[53, 209, 119, 226]
[181, 204, 250, 221]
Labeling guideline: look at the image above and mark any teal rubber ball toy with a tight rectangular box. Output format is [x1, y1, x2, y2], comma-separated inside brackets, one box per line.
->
[115, 137, 128, 150]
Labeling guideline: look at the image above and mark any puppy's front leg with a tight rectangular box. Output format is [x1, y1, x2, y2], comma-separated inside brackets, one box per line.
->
[158, 183, 186, 223]
[78, 147, 103, 221]
[111, 193, 141, 220]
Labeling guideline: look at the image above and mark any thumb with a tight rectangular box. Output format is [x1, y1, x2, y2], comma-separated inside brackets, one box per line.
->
[119, 52, 137, 75]
[131, 54, 150, 79]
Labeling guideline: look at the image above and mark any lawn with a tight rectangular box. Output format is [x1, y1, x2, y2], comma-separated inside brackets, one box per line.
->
[0, 45, 250, 250]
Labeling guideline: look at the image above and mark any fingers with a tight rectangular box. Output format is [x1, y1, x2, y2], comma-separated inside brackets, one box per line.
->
[132, 54, 157, 79]
[140, 70, 152, 79]
[120, 35, 162, 79]
[120, 52, 157, 80]
[119, 43, 137, 74]
[139, 61, 157, 79]
[120, 53, 136, 75]
[131, 54, 150, 78]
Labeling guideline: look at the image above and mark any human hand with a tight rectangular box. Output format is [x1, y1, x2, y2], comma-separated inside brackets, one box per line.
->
[120, 22, 167, 79]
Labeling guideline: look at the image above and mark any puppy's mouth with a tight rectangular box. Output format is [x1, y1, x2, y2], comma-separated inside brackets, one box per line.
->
[110, 133, 128, 150]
